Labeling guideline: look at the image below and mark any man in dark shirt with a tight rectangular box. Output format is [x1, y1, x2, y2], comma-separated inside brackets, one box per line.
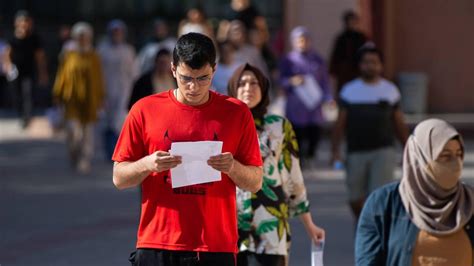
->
[331, 45, 408, 222]
[225, 0, 261, 30]
[329, 10, 367, 98]
[7, 10, 48, 128]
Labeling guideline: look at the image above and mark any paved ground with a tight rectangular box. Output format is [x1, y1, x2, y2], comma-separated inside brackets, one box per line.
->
[2, 115, 474, 266]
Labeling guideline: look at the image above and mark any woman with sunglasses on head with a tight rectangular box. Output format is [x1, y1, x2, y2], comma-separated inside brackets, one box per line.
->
[228, 63, 325, 266]
[356, 118, 474, 265]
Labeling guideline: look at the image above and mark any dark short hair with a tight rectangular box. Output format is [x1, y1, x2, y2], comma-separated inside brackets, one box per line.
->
[155, 48, 171, 60]
[172, 32, 216, 69]
[356, 43, 384, 65]
[343, 10, 357, 25]
[15, 10, 31, 19]
[227, 63, 270, 123]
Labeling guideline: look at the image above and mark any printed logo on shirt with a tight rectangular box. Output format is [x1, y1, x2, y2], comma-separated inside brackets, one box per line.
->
[163, 129, 220, 146]
[163, 173, 215, 196]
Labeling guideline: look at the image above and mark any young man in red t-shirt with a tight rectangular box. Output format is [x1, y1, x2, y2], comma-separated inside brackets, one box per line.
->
[112, 32, 263, 266]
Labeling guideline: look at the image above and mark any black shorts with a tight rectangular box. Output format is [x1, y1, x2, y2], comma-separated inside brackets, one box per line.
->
[129, 248, 236, 266]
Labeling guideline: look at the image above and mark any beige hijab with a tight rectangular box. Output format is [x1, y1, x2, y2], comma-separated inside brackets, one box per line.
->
[399, 118, 474, 235]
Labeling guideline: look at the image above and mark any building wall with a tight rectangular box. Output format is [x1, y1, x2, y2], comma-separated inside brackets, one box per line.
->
[392, 0, 474, 112]
[284, 0, 359, 59]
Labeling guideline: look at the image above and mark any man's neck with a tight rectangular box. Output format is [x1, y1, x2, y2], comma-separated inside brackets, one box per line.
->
[174, 89, 210, 106]
[361, 76, 381, 84]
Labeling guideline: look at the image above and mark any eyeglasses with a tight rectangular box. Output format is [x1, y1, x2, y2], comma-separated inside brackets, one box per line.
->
[176, 72, 212, 86]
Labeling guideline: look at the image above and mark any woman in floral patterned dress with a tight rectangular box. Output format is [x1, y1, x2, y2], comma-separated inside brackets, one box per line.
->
[228, 63, 325, 266]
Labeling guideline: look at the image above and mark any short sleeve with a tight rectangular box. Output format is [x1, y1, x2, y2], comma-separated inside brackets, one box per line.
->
[338, 84, 350, 109]
[390, 84, 401, 108]
[233, 107, 263, 167]
[112, 105, 146, 162]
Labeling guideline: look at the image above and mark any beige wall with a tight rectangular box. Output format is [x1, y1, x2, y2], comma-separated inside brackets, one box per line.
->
[284, 0, 474, 112]
[392, 0, 474, 112]
[284, 0, 359, 59]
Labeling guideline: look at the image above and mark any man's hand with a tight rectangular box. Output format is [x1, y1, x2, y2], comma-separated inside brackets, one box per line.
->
[113, 151, 181, 190]
[145, 151, 182, 173]
[207, 152, 235, 175]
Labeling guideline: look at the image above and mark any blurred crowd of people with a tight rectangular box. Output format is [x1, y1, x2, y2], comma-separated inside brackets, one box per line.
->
[3, 2, 473, 266]
[0, 1, 371, 175]
[0, 0, 391, 223]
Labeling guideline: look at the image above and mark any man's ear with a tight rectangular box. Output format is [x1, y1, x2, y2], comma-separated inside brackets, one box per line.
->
[171, 62, 177, 78]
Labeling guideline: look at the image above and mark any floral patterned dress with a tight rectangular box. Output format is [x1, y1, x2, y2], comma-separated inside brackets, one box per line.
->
[237, 114, 310, 255]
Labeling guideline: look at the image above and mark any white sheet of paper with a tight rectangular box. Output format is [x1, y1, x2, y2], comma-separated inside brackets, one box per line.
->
[169, 141, 223, 188]
[294, 74, 323, 110]
[311, 241, 324, 266]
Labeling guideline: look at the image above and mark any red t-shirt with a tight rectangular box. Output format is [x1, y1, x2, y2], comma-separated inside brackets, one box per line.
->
[112, 90, 262, 253]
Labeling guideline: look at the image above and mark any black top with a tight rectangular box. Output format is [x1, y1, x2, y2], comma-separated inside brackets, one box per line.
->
[341, 101, 397, 151]
[9, 33, 42, 78]
[225, 5, 261, 29]
[339, 78, 401, 152]
[128, 72, 153, 110]
[329, 30, 367, 90]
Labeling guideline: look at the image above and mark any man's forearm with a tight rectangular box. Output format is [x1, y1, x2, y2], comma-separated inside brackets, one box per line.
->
[227, 160, 262, 193]
[331, 130, 343, 155]
[113, 159, 151, 190]
[35, 50, 48, 78]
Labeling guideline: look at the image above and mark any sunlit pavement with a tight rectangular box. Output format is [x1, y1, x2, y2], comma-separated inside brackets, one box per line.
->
[2, 115, 474, 265]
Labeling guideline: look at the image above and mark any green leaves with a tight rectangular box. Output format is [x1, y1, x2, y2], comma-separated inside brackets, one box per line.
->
[256, 218, 278, 235]
[242, 198, 252, 210]
[264, 203, 290, 240]
[238, 212, 252, 231]
[278, 159, 284, 172]
[268, 164, 275, 175]
[261, 176, 278, 201]
[293, 201, 310, 216]
[264, 115, 283, 124]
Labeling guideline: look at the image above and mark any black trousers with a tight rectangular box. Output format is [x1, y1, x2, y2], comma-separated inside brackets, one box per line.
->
[293, 124, 321, 158]
[129, 248, 236, 266]
[12, 77, 33, 127]
[237, 252, 285, 266]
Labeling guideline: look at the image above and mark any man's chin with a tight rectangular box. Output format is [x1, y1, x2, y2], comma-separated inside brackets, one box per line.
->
[185, 95, 207, 105]
[361, 74, 378, 81]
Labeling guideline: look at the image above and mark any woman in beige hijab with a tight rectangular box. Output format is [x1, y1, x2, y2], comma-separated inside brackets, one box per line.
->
[355, 118, 474, 265]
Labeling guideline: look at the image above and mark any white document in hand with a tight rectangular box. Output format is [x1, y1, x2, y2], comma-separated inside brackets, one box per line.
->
[311, 241, 324, 266]
[169, 141, 223, 188]
[294, 74, 323, 110]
